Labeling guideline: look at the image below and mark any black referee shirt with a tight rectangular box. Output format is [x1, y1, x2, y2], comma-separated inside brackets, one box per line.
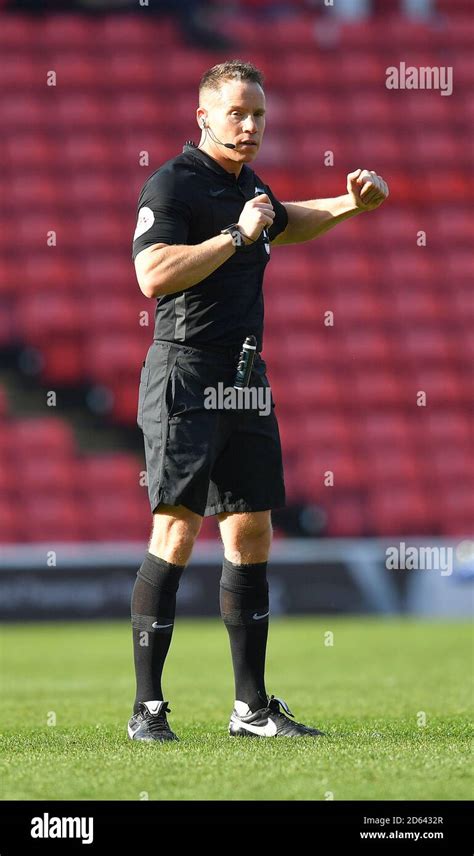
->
[132, 143, 288, 353]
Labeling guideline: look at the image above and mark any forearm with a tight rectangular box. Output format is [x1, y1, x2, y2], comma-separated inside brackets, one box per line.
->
[280, 194, 362, 244]
[144, 233, 237, 297]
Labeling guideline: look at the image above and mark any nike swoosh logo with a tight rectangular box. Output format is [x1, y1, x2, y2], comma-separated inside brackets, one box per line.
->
[252, 611, 269, 620]
[152, 622, 173, 629]
[209, 188, 226, 196]
[232, 715, 278, 736]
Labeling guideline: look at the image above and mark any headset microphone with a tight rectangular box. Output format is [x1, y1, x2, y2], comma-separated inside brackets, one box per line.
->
[201, 121, 236, 150]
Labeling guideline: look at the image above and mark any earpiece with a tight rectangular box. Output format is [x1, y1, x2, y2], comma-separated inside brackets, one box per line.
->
[200, 120, 206, 129]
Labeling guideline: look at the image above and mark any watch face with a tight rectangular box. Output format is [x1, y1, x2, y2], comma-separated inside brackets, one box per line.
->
[232, 229, 244, 246]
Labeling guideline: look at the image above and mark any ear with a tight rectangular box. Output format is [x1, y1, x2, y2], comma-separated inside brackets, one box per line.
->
[197, 110, 207, 129]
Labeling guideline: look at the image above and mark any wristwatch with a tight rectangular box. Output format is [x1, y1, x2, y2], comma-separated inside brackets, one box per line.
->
[220, 223, 248, 249]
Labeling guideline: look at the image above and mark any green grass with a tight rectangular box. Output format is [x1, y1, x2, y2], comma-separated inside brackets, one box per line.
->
[1, 618, 472, 801]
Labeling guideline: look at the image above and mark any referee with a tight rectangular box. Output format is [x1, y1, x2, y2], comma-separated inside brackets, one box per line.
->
[128, 60, 389, 742]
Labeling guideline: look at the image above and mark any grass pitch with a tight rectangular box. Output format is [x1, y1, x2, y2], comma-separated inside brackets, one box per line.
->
[1, 617, 472, 801]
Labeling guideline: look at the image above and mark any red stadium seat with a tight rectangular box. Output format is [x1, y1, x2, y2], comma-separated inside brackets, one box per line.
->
[39, 341, 86, 386]
[75, 212, 128, 247]
[365, 448, 421, 484]
[2, 55, 41, 88]
[80, 253, 134, 294]
[112, 381, 142, 426]
[0, 95, 41, 127]
[434, 208, 472, 243]
[357, 412, 414, 448]
[291, 371, 342, 408]
[443, 14, 474, 47]
[423, 169, 472, 202]
[340, 17, 432, 49]
[446, 252, 473, 284]
[429, 447, 472, 483]
[412, 132, 462, 164]
[338, 53, 385, 85]
[373, 209, 423, 244]
[0, 504, 23, 543]
[43, 54, 98, 88]
[437, 484, 474, 536]
[20, 497, 86, 542]
[298, 413, 353, 448]
[410, 368, 469, 406]
[296, 449, 364, 491]
[0, 14, 37, 49]
[18, 458, 76, 494]
[37, 14, 96, 48]
[54, 93, 110, 128]
[325, 498, 367, 537]
[78, 454, 142, 493]
[87, 295, 145, 333]
[87, 493, 149, 541]
[389, 285, 443, 321]
[60, 135, 112, 168]
[281, 95, 337, 128]
[276, 417, 305, 458]
[424, 412, 472, 447]
[369, 486, 436, 536]
[330, 292, 391, 325]
[337, 330, 394, 364]
[12, 417, 76, 458]
[98, 14, 177, 48]
[351, 369, 410, 407]
[84, 336, 147, 384]
[342, 92, 393, 124]
[112, 93, 160, 127]
[267, 293, 321, 325]
[397, 329, 456, 365]
[5, 133, 58, 169]
[9, 175, 61, 207]
[16, 295, 83, 343]
[68, 174, 120, 208]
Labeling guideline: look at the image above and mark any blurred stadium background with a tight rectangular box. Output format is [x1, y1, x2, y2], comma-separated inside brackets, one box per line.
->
[0, 0, 472, 624]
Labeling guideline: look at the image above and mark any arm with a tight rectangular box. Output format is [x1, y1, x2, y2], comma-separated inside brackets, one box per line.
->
[272, 169, 389, 246]
[135, 194, 275, 298]
[135, 235, 237, 299]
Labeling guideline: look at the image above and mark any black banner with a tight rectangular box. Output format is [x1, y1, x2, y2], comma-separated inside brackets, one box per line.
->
[0, 800, 471, 851]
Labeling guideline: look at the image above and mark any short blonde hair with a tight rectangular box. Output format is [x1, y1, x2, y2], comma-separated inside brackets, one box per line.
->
[199, 60, 264, 99]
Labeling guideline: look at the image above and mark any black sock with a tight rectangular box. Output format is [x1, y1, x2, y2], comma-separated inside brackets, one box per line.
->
[219, 556, 269, 713]
[131, 552, 185, 715]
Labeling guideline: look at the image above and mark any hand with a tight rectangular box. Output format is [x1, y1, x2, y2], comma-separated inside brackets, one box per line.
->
[238, 193, 275, 242]
[347, 169, 389, 211]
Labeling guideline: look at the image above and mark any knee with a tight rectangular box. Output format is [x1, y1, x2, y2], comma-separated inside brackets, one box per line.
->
[149, 505, 202, 564]
[222, 514, 273, 565]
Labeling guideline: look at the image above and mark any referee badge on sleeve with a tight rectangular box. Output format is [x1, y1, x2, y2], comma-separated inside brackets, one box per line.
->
[134, 206, 155, 240]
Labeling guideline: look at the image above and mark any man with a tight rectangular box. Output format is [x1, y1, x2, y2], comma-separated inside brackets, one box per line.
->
[128, 60, 388, 742]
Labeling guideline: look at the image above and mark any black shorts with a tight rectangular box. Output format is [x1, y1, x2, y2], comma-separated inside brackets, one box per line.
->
[137, 340, 286, 517]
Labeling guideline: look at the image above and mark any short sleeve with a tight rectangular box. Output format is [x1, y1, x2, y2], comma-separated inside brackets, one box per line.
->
[132, 168, 192, 261]
[263, 183, 288, 242]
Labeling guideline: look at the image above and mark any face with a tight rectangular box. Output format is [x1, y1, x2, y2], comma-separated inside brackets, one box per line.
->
[197, 79, 266, 174]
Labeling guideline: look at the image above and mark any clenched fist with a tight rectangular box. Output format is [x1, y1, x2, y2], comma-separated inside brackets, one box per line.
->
[238, 193, 275, 243]
[347, 169, 389, 211]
